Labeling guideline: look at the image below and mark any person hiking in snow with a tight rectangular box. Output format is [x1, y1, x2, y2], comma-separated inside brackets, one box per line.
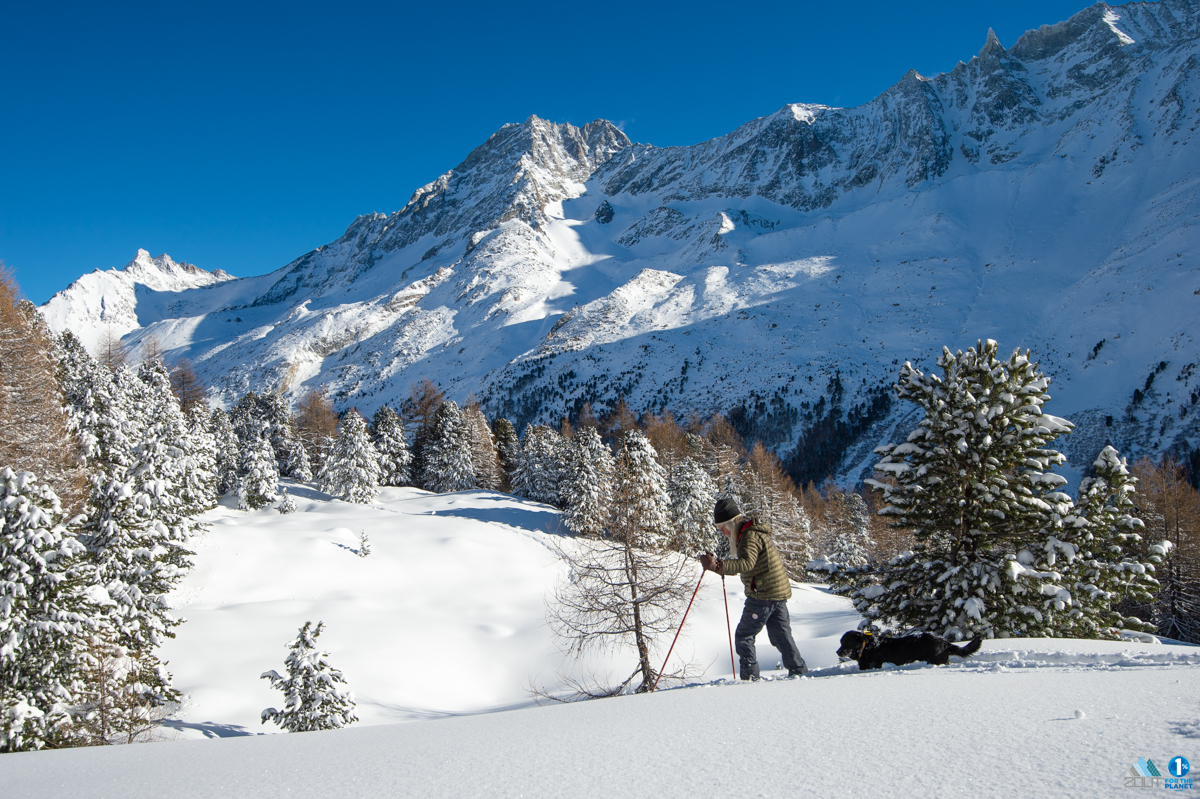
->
[699, 498, 809, 680]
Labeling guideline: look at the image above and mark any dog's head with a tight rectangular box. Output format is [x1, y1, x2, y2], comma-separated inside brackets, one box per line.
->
[836, 630, 873, 661]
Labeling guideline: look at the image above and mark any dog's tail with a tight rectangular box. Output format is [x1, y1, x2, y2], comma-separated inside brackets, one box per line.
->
[951, 637, 983, 659]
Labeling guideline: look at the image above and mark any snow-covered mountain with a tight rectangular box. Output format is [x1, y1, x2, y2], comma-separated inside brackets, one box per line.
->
[41, 249, 232, 353]
[42, 0, 1200, 483]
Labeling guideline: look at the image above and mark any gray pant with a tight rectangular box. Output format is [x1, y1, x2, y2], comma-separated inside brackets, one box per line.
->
[734, 598, 808, 679]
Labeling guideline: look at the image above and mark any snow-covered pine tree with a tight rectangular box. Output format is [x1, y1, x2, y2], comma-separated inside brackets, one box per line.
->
[862, 340, 1077, 640]
[261, 621, 357, 732]
[0, 468, 91, 752]
[825, 493, 874, 569]
[492, 418, 520, 489]
[463, 404, 503, 491]
[357, 530, 371, 558]
[511, 425, 565, 506]
[182, 403, 219, 513]
[667, 456, 719, 555]
[238, 422, 280, 510]
[58, 344, 195, 711]
[1064, 446, 1169, 637]
[276, 487, 297, 514]
[210, 408, 241, 496]
[320, 410, 381, 503]
[371, 405, 412, 487]
[611, 430, 672, 550]
[283, 436, 313, 483]
[419, 401, 476, 494]
[560, 426, 616, 538]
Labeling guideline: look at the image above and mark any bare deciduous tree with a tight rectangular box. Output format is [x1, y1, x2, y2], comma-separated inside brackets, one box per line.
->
[547, 536, 694, 696]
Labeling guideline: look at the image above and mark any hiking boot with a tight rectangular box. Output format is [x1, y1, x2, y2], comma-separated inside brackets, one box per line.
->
[787, 667, 809, 678]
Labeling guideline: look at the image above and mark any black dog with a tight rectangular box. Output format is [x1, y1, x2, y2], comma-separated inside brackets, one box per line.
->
[837, 630, 983, 671]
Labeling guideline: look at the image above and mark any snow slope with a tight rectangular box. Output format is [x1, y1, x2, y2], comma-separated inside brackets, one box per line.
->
[40, 249, 233, 353]
[40, 0, 1200, 481]
[1, 484, 1198, 798]
[156, 481, 857, 733]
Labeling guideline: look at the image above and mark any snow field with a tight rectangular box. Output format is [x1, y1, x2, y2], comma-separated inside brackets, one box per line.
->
[159, 482, 855, 735]
[3, 648, 1198, 798]
[2, 483, 1199, 797]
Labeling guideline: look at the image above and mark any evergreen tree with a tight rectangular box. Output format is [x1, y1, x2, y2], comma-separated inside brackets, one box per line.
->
[238, 422, 280, 510]
[420, 401, 476, 494]
[282, 436, 313, 483]
[1062, 446, 1169, 637]
[611, 430, 672, 550]
[182, 404, 219, 513]
[210, 409, 241, 496]
[261, 621, 357, 732]
[0, 468, 91, 752]
[667, 457, 719, 554]
[825, 493, 874, 569]
[463, 404, 503, 491]
[561, 426, 616, 538]
[320, 411, 381, 503]
[512, 425, 565, 506]
[276, 487, 298, 514]
[862, 341, 1077, 640]
[492, 418, 520, 490]
[372, 405, 412, 487]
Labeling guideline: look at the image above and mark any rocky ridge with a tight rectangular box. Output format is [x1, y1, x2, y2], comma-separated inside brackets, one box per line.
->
[42, 0, 1200, 484]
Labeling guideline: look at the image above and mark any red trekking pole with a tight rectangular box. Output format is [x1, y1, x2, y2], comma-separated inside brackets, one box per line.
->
[651, 570, 705, 693]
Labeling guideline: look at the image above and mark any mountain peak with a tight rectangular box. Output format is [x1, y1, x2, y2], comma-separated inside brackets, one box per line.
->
[981, 27, 1005, 56]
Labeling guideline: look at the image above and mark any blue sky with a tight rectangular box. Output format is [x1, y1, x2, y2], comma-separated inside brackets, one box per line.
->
[2, 0, 1096, 303]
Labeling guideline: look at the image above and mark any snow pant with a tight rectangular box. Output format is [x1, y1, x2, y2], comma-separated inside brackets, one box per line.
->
[734, 598, 808, 680]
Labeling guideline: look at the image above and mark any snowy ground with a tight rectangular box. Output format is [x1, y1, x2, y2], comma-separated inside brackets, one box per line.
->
[3, 485, 1199, 797]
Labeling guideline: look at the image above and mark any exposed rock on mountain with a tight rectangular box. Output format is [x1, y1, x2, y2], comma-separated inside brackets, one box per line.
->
[42, 0, 1200, 484]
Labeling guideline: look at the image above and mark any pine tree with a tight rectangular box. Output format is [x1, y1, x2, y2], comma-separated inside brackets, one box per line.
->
[276, 487, 298, 514]
[238, 422, 280, 510]
[862, 340, 1077, 640]
[1063, 446, 1169, 637]
[492, 418, 520, 490]
[419, 401, 476, 494]
[261, 621, 357, 732]
[182, 404, 219, 513]
[561, 426, 616, 538]
[512, 425, 565, 506]
[210, 408, 241, 496]
[0, 468, 91, 752]
[611, 430, 672, 550]
[667, 457, 719, 554]
[463, 404, 503, 491]
[283, 436, 313, 483]
[371, 405, 412, 487]
[357, 530, 371, 558]
[320, 411, 381, 503]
